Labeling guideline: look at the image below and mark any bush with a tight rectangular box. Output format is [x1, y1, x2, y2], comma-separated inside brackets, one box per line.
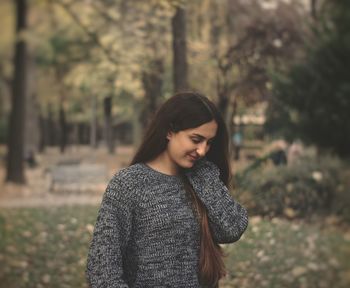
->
[235, 154, 349, 220]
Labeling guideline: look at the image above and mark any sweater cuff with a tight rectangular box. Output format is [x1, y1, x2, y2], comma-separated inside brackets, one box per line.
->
[186, 158, 220, 181]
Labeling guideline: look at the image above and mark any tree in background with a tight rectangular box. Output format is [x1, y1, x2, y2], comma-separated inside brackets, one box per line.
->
[172, 5, 188, 92]
[265, 0, 350, 157]
[0, 0, 315, 161]
[185, 0, 306, 136]
[6, 0, 28, 184]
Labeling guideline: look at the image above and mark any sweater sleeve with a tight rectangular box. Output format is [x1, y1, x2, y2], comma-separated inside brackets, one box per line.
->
[186, 159, 248, 244]
[86, 174, 132, 288]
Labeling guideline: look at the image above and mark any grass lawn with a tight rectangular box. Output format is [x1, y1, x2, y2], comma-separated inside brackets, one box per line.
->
[0, 206, 349, 288]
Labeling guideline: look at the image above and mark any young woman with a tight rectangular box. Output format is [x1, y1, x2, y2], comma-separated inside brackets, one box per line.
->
[86, 92, 248, 288]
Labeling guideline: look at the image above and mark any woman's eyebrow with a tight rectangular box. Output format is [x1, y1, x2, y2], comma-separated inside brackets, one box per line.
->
[192, 133, 215, 140]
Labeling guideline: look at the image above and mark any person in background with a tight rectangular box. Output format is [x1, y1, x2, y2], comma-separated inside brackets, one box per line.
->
[232, 129, 243, 161]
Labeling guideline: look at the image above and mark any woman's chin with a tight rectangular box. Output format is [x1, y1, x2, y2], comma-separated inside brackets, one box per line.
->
[177, 159, 195, 169]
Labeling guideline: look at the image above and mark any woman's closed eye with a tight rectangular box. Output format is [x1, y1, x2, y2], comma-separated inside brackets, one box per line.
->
[190, 137, 213, 146]
[191, 137, 202, 144]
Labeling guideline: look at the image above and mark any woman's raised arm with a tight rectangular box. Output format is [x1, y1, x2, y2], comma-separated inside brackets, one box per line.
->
[186, 159, 248, 244]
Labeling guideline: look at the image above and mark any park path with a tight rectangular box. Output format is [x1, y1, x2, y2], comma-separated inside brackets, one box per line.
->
[0, 145, 134, 208]
[0, 193, 103, 208]
[0, 143, 257, 208]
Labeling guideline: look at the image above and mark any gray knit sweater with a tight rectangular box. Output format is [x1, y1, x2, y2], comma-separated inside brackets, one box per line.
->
[86, 159, 248, 288]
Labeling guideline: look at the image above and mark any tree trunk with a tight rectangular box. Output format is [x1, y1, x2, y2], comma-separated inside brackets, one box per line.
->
[78, 123, 88, 145]
[24, 91, 40, 157]
[229, 98, 238, 157]
[47, 104, 55, 146]
[216, 69, 231, 123]
[311, 0, 317, 20]
[90, 94, 98, 148]
[172, 7, 188, 92]
[217, 90, 229, 120]
[38, 111, 46, 153]
[6, 0, 28, 184]
[209, 1, 221, 59]
[104, 96, 114, 154]
[59, 103, 67, 153]
[141, 58, 164, 129]
[132, 102, 142, 148]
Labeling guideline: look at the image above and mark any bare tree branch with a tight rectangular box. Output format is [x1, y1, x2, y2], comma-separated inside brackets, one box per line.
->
[54, 0, 120, 66]
[90, 2, 120, 25]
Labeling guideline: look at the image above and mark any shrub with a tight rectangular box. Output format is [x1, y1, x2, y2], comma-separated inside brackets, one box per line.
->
[235, 154, 349, 220]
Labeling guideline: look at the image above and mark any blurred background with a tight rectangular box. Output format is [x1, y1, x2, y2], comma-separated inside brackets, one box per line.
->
[0, 0, 349, 287]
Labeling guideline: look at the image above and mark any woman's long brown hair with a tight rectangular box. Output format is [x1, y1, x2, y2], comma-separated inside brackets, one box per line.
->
[181, 176, 226, 287]
[130, 92, 231, 287]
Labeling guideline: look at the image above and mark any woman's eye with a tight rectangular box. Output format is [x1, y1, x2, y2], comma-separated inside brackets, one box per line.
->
[191, 138, 201, 144]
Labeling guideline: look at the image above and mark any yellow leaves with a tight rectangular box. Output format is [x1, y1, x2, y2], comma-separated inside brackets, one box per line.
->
[286, 183, 294, 192]
[291, 266, 307, 277]
[6, 245, 17, 253]
[312, 171, 323, 182]
[11, 259, 29, 269]
[249, 215, 262, 226]
[268, 238, 276, 245]
[189, 38, 211, 57]
[283, 207, 297, 219]
[329, 258, 340, 268]
[307, 262, 320, 271]
[57, 223, 66, 231]
[325, 215, 341, 226]
[155, 0, 184, 10]
[344, 231, 350, 242]
[85, 223, 94, 234]
[78, 257, 86, 267]
[100, 33, 119, 48]
[1, 206, 350, 287]
[70, 217, 78, 225]
[21, 230, 32, 238]
[251, 225, 259, 234]
[41, 274, 51, 284]
[0, 1, 14, 49]
[64, 62, 94, 88]
[256, 249, 270, 263]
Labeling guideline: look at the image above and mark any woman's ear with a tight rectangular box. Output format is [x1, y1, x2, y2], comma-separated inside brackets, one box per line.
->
[166, 131, 174, 140]
[167, 123, 176, 140]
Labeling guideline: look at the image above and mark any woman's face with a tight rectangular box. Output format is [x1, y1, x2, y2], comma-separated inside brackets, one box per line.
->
[166, 120, 218, 168]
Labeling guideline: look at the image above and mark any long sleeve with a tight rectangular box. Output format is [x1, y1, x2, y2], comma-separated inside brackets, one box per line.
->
[186, 160, 248, 244]
[86, 176, 133, 288]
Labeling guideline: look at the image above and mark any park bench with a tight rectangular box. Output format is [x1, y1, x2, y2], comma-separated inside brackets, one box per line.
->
[49, 163, 108, 194]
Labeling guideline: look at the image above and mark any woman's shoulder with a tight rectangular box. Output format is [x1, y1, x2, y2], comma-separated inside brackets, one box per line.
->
[105, 163, 150, 198]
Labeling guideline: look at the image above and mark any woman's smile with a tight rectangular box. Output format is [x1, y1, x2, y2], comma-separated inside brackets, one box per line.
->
[187, 153, 199, 162]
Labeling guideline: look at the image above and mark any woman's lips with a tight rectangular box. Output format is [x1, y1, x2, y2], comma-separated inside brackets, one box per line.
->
[187, 154, 199, 161]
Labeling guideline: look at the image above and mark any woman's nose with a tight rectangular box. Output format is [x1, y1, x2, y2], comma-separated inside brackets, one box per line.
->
[196, 143, 207, 157]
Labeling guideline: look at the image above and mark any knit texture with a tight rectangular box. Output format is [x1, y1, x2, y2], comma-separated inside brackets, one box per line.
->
[86, 160, 248, 288]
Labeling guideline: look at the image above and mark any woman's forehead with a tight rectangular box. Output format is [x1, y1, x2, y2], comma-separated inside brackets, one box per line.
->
[184, 120, 218, 138]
